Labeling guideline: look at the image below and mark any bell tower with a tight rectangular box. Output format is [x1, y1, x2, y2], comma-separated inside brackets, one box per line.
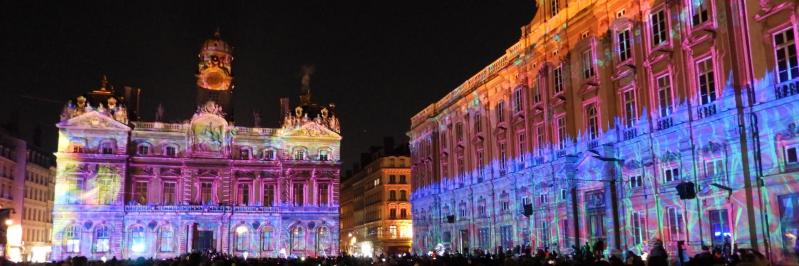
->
[196, 29, 234, 120]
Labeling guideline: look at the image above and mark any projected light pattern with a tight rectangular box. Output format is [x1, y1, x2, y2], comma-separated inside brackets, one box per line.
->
[51, 33, 342, 260]
[409, 0, 799, 264]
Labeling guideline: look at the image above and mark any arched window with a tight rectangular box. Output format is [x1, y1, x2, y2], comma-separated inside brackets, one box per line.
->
[94, 225, 110, 253]
[263, 148, 276, 160]
[239, 147, 251, 160]
[129, 225, 146, 253]
[316, 226, 330, 256]
[65, 225, 80, 253]
[165, 145, 177, 157]
[159, 226, 173, 252]
[400, 190, 407, 201]
[293, 147, 307, 160]
[99, 140, 115, 154]
[318, 149, 330, 161]
[290, 225, 305, 252]
[389, 190, 396, 201]
[261, 226, 274, 251]
[235, 225, 249, 251]
[136, 143, 150, 156]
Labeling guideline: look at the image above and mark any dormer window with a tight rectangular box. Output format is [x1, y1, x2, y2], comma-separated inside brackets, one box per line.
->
[100, 141, 114, 154]
[264, 149, 276, 160]
[165, 146, 177, 157]
[136, 144, 150, 156]
[319, 149, 329, 161]
[240, 148, 251, 160]
[294, 148, 306, 160]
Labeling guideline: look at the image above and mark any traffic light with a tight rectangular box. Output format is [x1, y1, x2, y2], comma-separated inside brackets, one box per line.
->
[676, 182, 696, 199]
[523, 204, 533, 217]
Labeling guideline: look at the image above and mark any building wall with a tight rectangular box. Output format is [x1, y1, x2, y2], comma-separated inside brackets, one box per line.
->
[409, 0, 799, 263]
[340, 156, 412, 256]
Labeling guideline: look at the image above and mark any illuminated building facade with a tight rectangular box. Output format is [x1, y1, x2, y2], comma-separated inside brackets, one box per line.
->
[409, 0, 799, 263]
[340, 140, 411, 256]
[51, 32, 341, 260]
[0, 131, 56, 262]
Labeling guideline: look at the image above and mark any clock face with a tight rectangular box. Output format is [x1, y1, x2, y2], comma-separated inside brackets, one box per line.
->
[201, 69, 230, 91]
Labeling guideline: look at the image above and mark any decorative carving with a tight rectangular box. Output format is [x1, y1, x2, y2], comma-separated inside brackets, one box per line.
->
[660, 151, 681, 162]
[624, 159, 642, 170]
[700, 141, 724, 154]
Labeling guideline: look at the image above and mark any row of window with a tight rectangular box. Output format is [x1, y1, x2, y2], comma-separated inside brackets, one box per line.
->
[25, 186, 51, 202]
[23, 207, 51, 223]
[127, 181, 332, 207]
[388, 207, 409, 220]
[26, 170, 51, 185]
[132, 143, 335, 162]
[26, 228, 50, 243]
[387, 190, 408, 201]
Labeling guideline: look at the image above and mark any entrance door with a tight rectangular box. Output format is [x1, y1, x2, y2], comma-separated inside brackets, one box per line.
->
[193, 230, 214, 252]
[460, 229, 470, 254]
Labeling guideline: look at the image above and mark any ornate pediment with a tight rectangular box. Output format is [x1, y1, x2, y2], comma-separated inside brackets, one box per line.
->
[57, 111, 131, 131]
[280, 121, 341, 139]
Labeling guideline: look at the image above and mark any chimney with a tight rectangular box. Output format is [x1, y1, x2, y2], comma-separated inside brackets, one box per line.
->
[280, 97, 290, 120]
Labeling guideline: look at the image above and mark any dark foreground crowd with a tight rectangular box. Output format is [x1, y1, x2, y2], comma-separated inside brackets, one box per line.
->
[0, 240, 777, 266]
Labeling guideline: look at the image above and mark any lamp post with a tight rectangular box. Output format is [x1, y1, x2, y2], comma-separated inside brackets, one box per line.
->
[588, 150, 624, 251]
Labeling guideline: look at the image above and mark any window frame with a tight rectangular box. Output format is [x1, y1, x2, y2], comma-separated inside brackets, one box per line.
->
[649, 8, 670, 49]
[655, 71, 674, 117]
[773, 26, 799, 84]
[617, 27, 633, 63]
[696, 55, 718, 105]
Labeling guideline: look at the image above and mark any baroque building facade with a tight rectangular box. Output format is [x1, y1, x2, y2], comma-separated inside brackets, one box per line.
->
[51, 32, 341, 260]
[0, 131, 55, 262]
[340, 141, 411, 256]
[409, 0, 799, 264]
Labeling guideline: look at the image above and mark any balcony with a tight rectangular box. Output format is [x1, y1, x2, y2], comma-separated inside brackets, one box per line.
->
[657, 116, 673, 130]
[775, 79, 799, 99]
[587, 140, 599, 149]
[623, 128, 638, 141]
[556, 150, 567, 158]
[696, 102, 717, 119]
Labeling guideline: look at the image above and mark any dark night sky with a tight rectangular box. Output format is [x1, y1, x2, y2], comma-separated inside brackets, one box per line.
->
[0, 1, 533, 169]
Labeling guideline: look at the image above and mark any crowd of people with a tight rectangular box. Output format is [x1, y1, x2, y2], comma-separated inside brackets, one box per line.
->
[0, 239, 774, 266]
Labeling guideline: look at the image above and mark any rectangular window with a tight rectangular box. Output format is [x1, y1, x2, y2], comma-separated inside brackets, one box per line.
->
[775, 28, 799, 83]
[691, 1, 710, 26]
[166, 146, 177, 157]
[499, 143, 507, 170]
[618, 29, 632, 62]
[650, 9, 668, 46]
[293, 183, 304, 206]
[588, 213, 605, 239]
[474, 113, 482, 133]
[389, 225, 398, 237]
[479, 228, 490, 250]
[668, 207, 684, 240]
[585, 103, 599, 140]
[553, 66, 564, 94]
[501, 200, 510, 211]
[705, 159, 725, 178]
[657, 74, 674, 116]
[629, 175, 643, 188]
[163, 182, 176, 205]
[264, 149, 275, 160]
[513, 89, 524, 113]
[200, 182, 213, 204]
[539, 194, 548, 204]
[786, 145, 799, 165]
[623, 89, 637, 128]
[160, 229, 174, 252]
[496, 101, 506, 123]
[390, 208, 397, 219]
[518, 133, 526, 162]
[582, 49, 595, 79]
[400, 208, 408, 219]
[389, 175, 396, 184]
[561, 189, 567, 200]
[540, 220, 550, 247]
[319, 150, 329, 161]
[455, 123, 464, 142]
[556, 116, 567, 150]
[709, 209, 730, 249]
[632, 212, 647, 245]
[537, 126, 545, 156]
[237, 183, 250, 206]
[664, 167, 680, 183]
[476, 150, 485, 180]
[697, 58, 717, 105]
[533, 79, 542, 103]
[263, 184, 274, 207]
[134, 181, 148, 204]
[319, 183, 329, 206]
[500, 225, 513, 248]
[399, 175, 406, 184]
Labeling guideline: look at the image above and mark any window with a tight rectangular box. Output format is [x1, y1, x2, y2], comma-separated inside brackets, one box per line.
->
[390, 208, 397, 219]
[513, 89, 523, 113]
[697, 58, 717, 105]
[234, 225, 249, 251]
[585, 103, 599, 140]
[100, 142, 114, 154]
[474, 113, 482, 133]
[650, 9, 668, 46]
[137, 144, 149, 156]
[775, 28, 799, 83]
[165, 146, 177, 157]
[240, 148, 251, 160]
[540, 221, 550, 247]
[319, 184, 329, 206]
[476, 150, 485, 179]
[709, 209, 731, 249]
[163, 182, 176, 205]
[588, 213, 605, 239]
[629, 175, 643, 188]
[319, 149, 329, 161]
[786, 145, 799, 165]
[389, 225, 398, 238]
[501, 199, 510, 212]
[294, 148, 306, 160]
[65, 225, 80, 253]
[664, 167, 680, 183]
[582, 49, 595, 79]
[518, 133, 526, 162]
[400, 208, 408, 219]
[200, 182, 213, 204]
[499, 143, 507, 170]
[389, 175, 396, 184]
[262, 227, 274, 251]
[540, 193, 548, 204]
[290, 226, 305, 252]
[549, 0, 558, 17]
[534, 77, 542, 103]
[478, 198, 487, 217]
[556, 116, 567, 150]
[632, 212, 647, 245]
[160, 227, 174, 252]
[389, 190, 396, 201]
[400, 190, 407, 201]
[479, 228, 490, 250]
[264, 149, 275, 160]
[238, 183, 250, 206]
[133, 181, 147, 204]
[705, 159, 725, 178]
[618, 29, 632, 62]
[553, 66, 564, 94]
[399, 175, 407, 184]
[496, 101, 505, 123]
[691, 1, 710, 26]
[500, 225, 513, 248]
[657, 74, 674, 116]
[97, 174, 114, 205]
[561, 189, 567, 200]
[537, 126, 545, 155]
[667, 207, 684, 240]
[94, 226, 110, 252]
[263, 184, 274, 207]
[293, 183, 304, 206]
[623, 89, 637, 128]
[130, 226, 145, 253]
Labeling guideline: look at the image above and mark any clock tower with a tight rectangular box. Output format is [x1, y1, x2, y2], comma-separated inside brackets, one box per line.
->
[196, 29, 234, 120]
